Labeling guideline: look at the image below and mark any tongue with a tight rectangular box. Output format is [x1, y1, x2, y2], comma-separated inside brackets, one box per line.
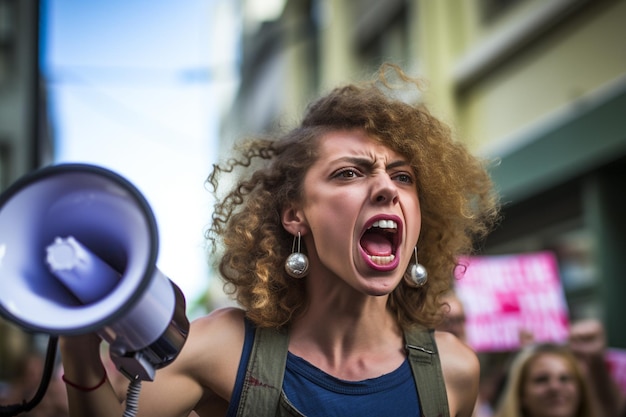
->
[360, 233, 393, 256]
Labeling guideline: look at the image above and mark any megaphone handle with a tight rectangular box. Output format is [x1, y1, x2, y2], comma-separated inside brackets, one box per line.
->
[0, 335, 58, 417]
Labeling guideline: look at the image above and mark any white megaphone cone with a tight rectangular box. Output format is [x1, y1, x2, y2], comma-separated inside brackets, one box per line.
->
[0, 163, 189, 383]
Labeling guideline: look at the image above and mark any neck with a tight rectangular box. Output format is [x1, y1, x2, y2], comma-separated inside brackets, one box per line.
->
[288, 289, 405, 380]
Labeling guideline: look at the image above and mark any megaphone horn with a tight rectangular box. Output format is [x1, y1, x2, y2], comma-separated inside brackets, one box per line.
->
[0, 163, 189, 382]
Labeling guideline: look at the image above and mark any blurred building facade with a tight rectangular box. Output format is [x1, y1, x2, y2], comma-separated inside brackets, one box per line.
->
[0, 0, 54, 394]
[222, 0, 626, 347]
[0, 0, 51, 187]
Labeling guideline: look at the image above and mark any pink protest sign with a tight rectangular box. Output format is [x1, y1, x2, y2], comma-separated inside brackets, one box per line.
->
[454, 251, 569, 352]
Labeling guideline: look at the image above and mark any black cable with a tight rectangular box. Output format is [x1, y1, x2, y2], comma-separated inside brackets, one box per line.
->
[0, 335, 58, 417]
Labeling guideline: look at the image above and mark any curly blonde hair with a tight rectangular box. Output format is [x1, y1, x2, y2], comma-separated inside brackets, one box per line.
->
[206, 64, 500, 329]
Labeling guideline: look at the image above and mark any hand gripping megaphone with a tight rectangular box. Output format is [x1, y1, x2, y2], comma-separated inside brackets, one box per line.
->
[0, 163, 189, 386]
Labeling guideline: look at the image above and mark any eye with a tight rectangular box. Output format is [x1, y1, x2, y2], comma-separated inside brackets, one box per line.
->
[392, 172, 414, 184]
[530, 374, 550, 385]
[333, 168, 362, 179]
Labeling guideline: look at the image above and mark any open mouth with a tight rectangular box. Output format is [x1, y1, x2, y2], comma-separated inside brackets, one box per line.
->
[360, 219, 399, 267]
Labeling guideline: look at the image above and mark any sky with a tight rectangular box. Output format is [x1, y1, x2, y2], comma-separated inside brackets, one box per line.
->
[41, 0, 241, 311]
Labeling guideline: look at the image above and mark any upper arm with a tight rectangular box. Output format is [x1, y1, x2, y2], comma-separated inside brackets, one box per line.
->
[435, 330, 480, 417]
[133, 307, 247, 417]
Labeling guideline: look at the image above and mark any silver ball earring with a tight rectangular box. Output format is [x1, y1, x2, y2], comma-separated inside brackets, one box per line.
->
[404, 247, 427, 287]
[285, 232, 309, 278]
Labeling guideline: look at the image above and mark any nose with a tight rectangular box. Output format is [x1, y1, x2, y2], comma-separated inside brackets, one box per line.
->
[547, 377, 565, 391]
[372, 175, 399, 204]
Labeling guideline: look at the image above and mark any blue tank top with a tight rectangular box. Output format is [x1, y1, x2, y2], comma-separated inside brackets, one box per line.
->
[225, 319, 421, 417]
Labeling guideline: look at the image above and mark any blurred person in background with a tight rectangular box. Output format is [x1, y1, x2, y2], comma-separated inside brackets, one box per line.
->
[492, 319, 625, 417]
[568, 319, 626, 417]
[492, 342, 594, 417]
[437, 292, 626, 417]
[439, 290, 467, 343]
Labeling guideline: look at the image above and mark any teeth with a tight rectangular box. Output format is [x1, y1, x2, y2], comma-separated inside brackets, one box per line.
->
[370, 220, 398, 230]
[369, 254, 395, 265]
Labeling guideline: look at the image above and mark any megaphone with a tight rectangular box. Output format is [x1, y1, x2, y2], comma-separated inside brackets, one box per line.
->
[0, 163, 189, 382]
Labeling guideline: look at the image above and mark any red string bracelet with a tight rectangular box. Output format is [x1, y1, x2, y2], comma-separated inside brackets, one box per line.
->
[62, 370, 107, 392]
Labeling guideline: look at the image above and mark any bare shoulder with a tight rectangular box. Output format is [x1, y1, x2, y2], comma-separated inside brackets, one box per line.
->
[190, 306, 247, 345]
[182, 307, 247, 380]
[434, 330, 479, 417]
[135, 307, 247, 416]
[435, 330, 479, 380]
[167, 308, 246, 403]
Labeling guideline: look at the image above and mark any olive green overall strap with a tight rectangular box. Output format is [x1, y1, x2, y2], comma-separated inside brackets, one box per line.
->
[236, 326, 290, 417]
[404, 327, 450, 417]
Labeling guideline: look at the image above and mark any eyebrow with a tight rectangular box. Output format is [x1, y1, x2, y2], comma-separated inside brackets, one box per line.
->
[339, 157, 410, 170]
[386, 160, 410, 170]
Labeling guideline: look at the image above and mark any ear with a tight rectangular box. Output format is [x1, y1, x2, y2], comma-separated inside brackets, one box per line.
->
[281, 204, 308, 236]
